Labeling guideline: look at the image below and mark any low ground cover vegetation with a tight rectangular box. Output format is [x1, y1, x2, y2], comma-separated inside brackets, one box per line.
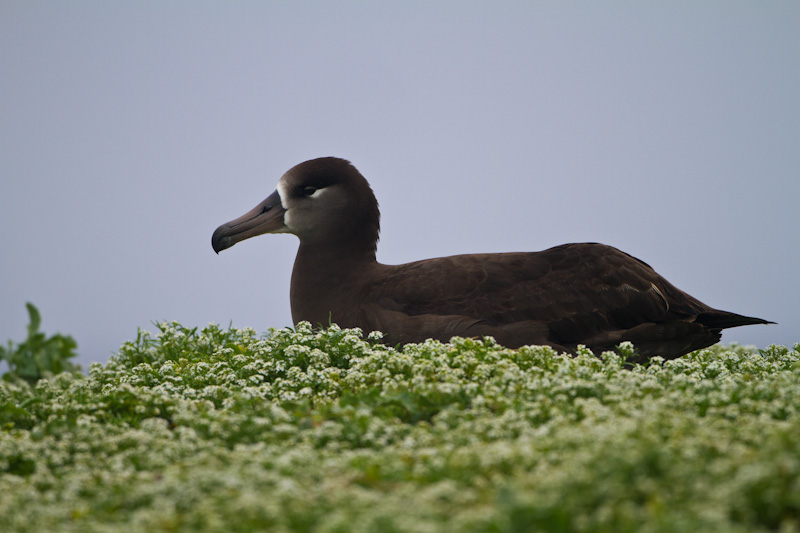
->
[1, 314, 798, 532]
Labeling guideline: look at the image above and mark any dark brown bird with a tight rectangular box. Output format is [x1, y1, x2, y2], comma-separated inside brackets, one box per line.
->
[212, 157, 772, 360]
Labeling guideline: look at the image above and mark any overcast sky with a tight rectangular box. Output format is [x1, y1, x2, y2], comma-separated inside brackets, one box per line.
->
[2, 2, 798, 368]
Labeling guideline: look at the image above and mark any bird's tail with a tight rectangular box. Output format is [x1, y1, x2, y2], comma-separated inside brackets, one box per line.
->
[695, 311, 775, 330]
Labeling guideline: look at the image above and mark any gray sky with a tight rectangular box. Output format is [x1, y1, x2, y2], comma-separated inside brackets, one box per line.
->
[2, 2, 798, 368]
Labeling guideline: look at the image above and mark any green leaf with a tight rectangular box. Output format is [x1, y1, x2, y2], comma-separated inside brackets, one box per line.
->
[1, 303, 80, 385]
[25, 302, 42, 338]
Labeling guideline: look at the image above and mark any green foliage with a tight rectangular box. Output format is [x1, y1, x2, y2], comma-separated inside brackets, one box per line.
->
[0, 321, 798, 532]
[0, 303, 81, 385]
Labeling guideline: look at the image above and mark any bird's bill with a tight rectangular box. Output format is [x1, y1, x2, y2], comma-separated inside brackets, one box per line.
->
[211, 189, 287, 253]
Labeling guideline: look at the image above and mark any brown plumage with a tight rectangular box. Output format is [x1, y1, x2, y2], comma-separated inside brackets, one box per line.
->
[212, 157, 772, 361]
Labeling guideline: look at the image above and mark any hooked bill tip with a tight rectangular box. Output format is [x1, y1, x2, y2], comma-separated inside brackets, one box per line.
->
[211, 226, 233, 254]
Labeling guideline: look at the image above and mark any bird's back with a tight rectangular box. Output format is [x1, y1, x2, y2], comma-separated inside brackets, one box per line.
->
[359, 243, 767, 359]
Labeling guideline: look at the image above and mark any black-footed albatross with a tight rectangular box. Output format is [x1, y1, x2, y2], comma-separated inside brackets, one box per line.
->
[212, 157, 772, 360]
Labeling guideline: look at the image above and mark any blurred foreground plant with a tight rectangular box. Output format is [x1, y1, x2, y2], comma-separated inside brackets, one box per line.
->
[0, 320, 798, 532]
[0, 303, 81, 385]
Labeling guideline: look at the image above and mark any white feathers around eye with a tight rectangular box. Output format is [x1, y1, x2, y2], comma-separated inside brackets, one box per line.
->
[276, 176, 330, 235]
[276, 181, 290, 209]
[276, 179, 326, 205]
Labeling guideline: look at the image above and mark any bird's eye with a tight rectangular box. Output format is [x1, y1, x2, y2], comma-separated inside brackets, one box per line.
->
[302, 186, 318, 196]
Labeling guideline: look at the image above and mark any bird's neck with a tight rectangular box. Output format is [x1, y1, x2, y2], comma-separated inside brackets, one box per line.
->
[294, 239, 377, 270]
[289, 240, 378, 327]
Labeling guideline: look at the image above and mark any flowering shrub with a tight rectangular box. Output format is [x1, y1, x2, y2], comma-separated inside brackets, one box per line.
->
[1, 322, 798, 532]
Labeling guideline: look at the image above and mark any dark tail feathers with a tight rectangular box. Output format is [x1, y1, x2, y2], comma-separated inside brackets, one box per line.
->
[696, 311, 775, 330]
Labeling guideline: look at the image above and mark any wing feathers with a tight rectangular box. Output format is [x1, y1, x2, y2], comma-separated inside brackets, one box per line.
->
[370, 243, 741, 357]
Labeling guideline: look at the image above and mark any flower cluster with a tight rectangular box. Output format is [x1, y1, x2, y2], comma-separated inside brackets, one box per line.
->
[1, 322, 798, 532]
